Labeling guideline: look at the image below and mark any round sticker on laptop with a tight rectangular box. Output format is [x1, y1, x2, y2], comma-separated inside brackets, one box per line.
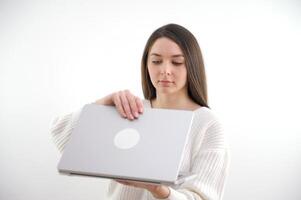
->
[114, 128, 140, 149]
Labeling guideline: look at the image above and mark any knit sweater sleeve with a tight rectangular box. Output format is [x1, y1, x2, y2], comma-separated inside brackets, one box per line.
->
[149, 119, 230, 200]
[49, 108, 82, 153]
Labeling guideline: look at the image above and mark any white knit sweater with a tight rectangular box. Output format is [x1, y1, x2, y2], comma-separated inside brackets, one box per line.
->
[50, 100, 230, 200]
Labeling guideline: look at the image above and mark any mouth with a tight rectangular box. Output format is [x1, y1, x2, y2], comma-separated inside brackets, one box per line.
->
[158, 80, 174, 87]
[159, 80, 173, 83]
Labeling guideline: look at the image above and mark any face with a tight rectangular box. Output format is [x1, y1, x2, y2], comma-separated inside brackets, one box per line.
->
[147, 37, 187, 96]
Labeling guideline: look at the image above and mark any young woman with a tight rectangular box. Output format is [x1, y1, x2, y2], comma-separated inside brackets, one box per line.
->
[50, 24, 230, 200]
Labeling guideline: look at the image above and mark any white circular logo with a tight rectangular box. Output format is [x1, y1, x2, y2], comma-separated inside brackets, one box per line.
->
[114, 128, 140, 149]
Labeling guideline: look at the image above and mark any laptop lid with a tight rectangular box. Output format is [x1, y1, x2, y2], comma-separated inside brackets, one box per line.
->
[58, 104, 195, 185]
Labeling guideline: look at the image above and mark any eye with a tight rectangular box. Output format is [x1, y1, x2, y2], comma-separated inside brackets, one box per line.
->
[152, 60, 162, 64]
[172, 62, 183, 66]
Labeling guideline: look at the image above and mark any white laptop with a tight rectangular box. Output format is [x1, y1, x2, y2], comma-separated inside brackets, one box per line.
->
[58, 103, 197, 185]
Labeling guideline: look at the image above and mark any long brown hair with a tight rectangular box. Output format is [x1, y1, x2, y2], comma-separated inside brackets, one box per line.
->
[141, 23, 209, 108]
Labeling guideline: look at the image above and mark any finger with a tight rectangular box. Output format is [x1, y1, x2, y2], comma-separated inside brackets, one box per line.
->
[118, 180, 138, 187]
[116, 180, 152, 189]
[113, 92, 126, 118]
[117, 180, 130, 185]
[116, 179, 128, 183]
[125, 91, 139, 118]
[120, 90, 134, 120]
[129, 181, 152, 189]
[135, 96, 144, 113]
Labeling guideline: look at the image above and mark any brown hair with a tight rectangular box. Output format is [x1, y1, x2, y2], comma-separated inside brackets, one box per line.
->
[141, 23, 209, 108]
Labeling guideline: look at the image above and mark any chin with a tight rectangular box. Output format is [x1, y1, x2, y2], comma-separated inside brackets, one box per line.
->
[156, 87, 177, 94]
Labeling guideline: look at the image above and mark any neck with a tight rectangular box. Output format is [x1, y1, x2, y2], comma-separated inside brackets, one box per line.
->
[151, 91, 194, 110]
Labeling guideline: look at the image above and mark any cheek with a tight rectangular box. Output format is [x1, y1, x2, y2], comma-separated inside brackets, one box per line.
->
[148, 65, 159, 77]
[147, 65, 157, 84]
[176, 68, 187, 83]
[147, 65, 153, 78]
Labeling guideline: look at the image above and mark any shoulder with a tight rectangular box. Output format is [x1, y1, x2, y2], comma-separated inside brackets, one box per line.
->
[191, 107, 228, 150]
[193, 107, 221, 126]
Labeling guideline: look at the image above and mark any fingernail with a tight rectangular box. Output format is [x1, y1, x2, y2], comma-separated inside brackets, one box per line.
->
[134, 112, 138, 118]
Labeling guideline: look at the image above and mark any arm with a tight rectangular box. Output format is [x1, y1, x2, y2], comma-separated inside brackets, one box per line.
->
[49, 108, 82, 153]
[49, 94, 112, 152]
[148, 120, 230, 200]
[49, 90, 143, 152]
[117, 120, 230, 200]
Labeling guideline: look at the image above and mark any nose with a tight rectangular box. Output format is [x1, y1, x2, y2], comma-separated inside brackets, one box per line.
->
[160, 62, 172, 76]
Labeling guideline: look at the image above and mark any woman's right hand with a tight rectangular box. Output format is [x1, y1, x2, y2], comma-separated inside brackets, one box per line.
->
[94, 90, 144, 120]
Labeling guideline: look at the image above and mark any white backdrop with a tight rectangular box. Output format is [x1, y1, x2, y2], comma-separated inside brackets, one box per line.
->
[0, 0, 300, 199]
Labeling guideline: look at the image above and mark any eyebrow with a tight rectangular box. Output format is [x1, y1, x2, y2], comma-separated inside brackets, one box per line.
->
[150, 53, 184, 58]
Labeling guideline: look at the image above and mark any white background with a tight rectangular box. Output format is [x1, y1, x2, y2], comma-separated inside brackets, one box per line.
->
[0, 0, 300, 199]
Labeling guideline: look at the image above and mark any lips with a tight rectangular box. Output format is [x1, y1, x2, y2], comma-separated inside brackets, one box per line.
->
[159, 80, 173, 83]
[158, 80, 174, 87]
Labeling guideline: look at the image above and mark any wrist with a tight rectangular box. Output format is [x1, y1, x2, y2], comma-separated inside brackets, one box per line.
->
[95, 93, 114, 105]
[151, 185, 170, 199]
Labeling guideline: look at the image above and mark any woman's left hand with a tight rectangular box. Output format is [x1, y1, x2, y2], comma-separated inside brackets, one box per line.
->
[116, 179, 170, 199]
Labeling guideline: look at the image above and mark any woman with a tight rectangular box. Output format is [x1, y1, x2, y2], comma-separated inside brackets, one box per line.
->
[50, 23, 230, 200]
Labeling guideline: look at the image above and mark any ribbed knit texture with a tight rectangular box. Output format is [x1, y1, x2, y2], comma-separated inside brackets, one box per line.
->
[50, 100, 230, 200]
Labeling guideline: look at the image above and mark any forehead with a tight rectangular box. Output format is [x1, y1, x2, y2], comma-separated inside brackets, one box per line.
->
[149, 37, 183, 56]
